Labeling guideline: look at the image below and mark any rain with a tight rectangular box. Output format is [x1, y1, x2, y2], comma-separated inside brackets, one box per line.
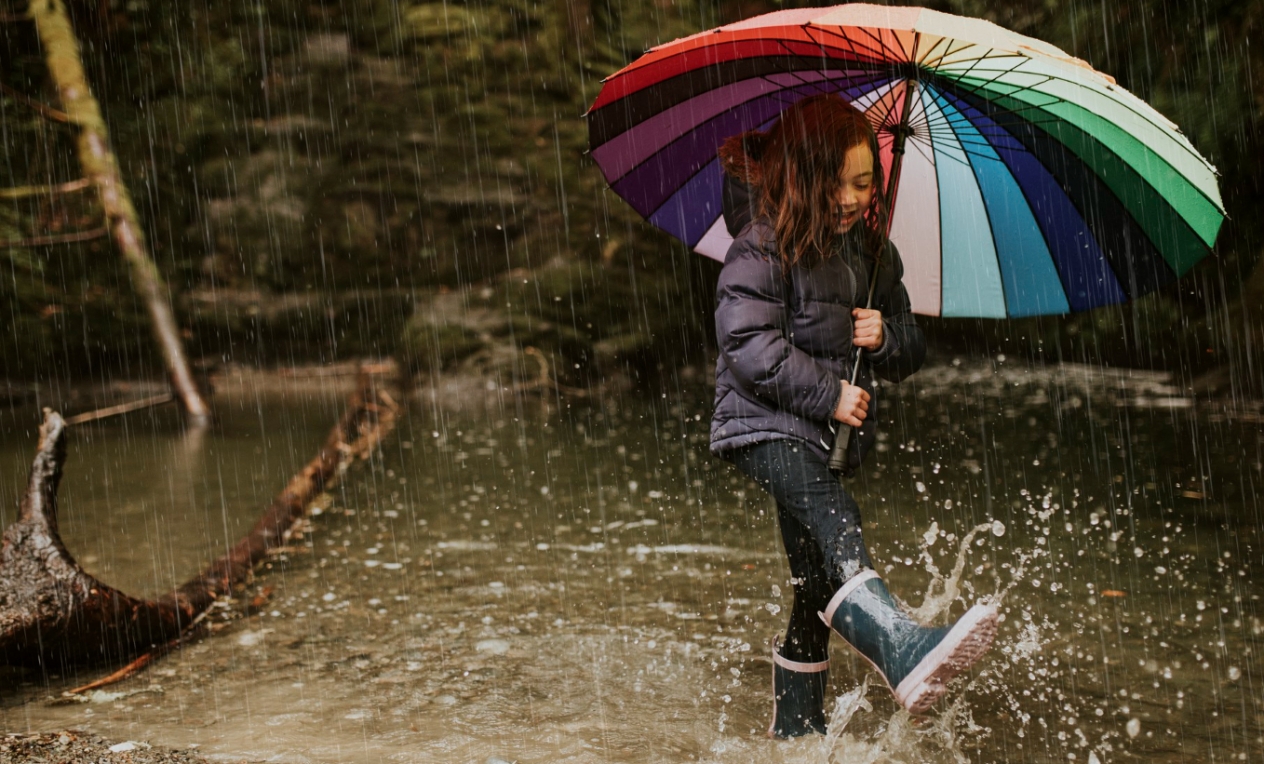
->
[0, 0, 1261, 762]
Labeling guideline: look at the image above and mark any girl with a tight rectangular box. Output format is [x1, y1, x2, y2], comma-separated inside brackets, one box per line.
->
[710, 94, 997, 737]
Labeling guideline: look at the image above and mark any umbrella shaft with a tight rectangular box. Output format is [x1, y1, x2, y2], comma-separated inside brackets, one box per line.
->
[829, 74, 919, 475]
[882, 77, 919, 242]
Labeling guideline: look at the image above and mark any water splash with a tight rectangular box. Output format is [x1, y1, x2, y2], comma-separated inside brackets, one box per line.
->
[910, 522, 998, 623]
[816, 693, 983, 763]
[808, 520, 1017, 763]
[820, 675, 872, 757]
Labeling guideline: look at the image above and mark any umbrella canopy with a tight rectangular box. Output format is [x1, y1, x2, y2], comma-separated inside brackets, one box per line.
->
[586, 4, 1226, 318]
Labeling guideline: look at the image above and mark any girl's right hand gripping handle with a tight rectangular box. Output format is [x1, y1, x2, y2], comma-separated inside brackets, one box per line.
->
[829, 348, 867, 476]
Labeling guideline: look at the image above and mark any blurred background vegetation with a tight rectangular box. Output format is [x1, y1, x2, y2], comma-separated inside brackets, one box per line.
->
[0, 0, 1259, 395]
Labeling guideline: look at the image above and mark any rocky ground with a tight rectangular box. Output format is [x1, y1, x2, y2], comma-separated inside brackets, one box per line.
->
[0, 732, 211, 764]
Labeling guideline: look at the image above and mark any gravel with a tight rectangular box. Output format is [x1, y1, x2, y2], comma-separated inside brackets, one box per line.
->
[0, 731, 210, 763]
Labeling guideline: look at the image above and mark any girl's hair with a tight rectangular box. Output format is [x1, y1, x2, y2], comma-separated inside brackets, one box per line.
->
[718, 94, 886, 269]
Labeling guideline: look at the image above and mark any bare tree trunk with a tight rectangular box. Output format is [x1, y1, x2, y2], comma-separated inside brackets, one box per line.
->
[29, 0, 211, 425]
[0, 376, 397, 668]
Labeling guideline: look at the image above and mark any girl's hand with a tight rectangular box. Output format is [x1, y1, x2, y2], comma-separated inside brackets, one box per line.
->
[833, 381, 870, 427]
[852, 308, 884, 350]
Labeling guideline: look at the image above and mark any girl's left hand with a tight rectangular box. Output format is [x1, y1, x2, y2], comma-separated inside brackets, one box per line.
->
[852, 308, 884, 350]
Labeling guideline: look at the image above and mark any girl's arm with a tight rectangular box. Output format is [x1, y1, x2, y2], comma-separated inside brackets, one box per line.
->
[715, 244, 841, 422]
[866, 243, 927, 383]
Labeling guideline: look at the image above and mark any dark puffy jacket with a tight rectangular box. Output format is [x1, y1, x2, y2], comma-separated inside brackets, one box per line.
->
[710, 220, 926, 472]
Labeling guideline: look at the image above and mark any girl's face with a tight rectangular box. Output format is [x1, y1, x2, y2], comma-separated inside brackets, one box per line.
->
[833, 143, 875, 234]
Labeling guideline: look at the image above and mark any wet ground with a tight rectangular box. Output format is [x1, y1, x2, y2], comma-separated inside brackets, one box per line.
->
[1, 359, 1262, 763]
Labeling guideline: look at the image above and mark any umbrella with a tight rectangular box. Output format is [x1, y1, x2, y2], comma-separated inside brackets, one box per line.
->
[585, 4, 1226, 319]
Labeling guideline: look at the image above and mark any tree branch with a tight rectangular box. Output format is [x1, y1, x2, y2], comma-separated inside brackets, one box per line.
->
[31, 0, 210, 423]
[64, 393, 174, 425]
[0, 226, 107, 248]
[0, 178, 91, 199]
[0, 81, 70, 123]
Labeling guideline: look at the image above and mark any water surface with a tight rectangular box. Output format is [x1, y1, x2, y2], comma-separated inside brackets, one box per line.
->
[1, 360, 1261, 763]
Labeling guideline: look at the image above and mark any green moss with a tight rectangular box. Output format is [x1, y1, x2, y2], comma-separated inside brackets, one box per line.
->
[404, 4, 509, 40]
[400, 317, 487, 375]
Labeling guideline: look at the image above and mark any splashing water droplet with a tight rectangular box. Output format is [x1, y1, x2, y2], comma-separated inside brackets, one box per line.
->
[923, 521, 940, 547]
[991, 520, 1006, 537]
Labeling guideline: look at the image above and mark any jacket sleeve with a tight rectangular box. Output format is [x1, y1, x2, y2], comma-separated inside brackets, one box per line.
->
[865, 242, 926, 383]
[715, 241, 841, 422]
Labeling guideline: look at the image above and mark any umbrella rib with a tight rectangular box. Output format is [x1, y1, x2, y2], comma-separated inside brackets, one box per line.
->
[801, 24, 883, 64]
[809, 23, 910, 64]
[767, 37, 858, 99]
[590, 17, 1222, 304]
[918, 39, 1007, 72]
[597, 33, 897, 111]
[605, 29, 1213, 186]
[922, 85, 1016, 317]
[614, 76, 856, 224]
[752, 65, 898, 111]
[947, 69, 1221, 196]
[930, 47, 1022, 89]
[597, 66, 898, 183]
[946, 60, 1067, 108]
[939, 84, 1195, 295]
[919, 94, 1074, 168]
[875, 84, 909, 135]
[917, 104, 1058, 148]
[947, 60, 1205, 160]
[915, 35, 957, 68]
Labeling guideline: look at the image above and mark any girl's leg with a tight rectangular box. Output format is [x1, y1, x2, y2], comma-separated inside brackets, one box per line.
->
[731, 439, 873, 736]
[732, 438, 997, 716]
[731, 439, 873, 592]
[776, 507, 833, 663]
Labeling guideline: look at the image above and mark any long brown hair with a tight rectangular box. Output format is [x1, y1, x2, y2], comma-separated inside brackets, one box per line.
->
[718, 94, 887, 269]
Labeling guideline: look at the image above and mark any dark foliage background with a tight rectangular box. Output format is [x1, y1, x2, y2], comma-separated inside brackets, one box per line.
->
[0, 0, 1259, 393]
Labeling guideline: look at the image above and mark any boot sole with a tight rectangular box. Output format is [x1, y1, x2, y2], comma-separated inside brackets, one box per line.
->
[893, 603, 998, 714]
[834, 602, 997, 715]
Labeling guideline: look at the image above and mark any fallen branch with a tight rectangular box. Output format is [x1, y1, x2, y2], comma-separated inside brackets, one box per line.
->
[64, 393, 174, 425]
[65, 637, 178, 694]
[0, 226, 108, 248]
[0, 178, 91, 199]
[0, 81, 70, 122]
[0, 374, 398, 670]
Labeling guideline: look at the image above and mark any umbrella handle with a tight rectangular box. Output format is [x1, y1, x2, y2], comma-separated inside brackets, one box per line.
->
[827, 422, 853, 473]
[827, 348, 866, 474]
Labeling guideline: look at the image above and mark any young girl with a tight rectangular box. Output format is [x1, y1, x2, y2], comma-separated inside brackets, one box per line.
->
[710, 94, 997, 737]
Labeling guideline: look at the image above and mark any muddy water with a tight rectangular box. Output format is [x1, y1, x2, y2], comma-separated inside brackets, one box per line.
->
[1, 360, 1261, 763]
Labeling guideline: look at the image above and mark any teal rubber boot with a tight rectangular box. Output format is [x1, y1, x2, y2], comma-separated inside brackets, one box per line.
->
[822, 570, 997, 714]
[768, 637, 829, 738]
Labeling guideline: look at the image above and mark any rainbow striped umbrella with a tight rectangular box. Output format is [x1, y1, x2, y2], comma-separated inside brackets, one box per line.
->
[586, 4, 1225, 317]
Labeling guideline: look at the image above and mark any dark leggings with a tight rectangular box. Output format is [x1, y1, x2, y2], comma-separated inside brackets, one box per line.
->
[730, 439, 873, 664]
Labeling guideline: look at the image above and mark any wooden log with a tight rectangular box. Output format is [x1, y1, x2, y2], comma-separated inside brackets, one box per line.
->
[29, 0, 210, 424]
[0, 376, 397, 668]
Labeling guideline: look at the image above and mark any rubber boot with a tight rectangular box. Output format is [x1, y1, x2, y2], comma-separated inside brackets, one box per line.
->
[768, 637, 829, 738]
[821, 570, 997, 715]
